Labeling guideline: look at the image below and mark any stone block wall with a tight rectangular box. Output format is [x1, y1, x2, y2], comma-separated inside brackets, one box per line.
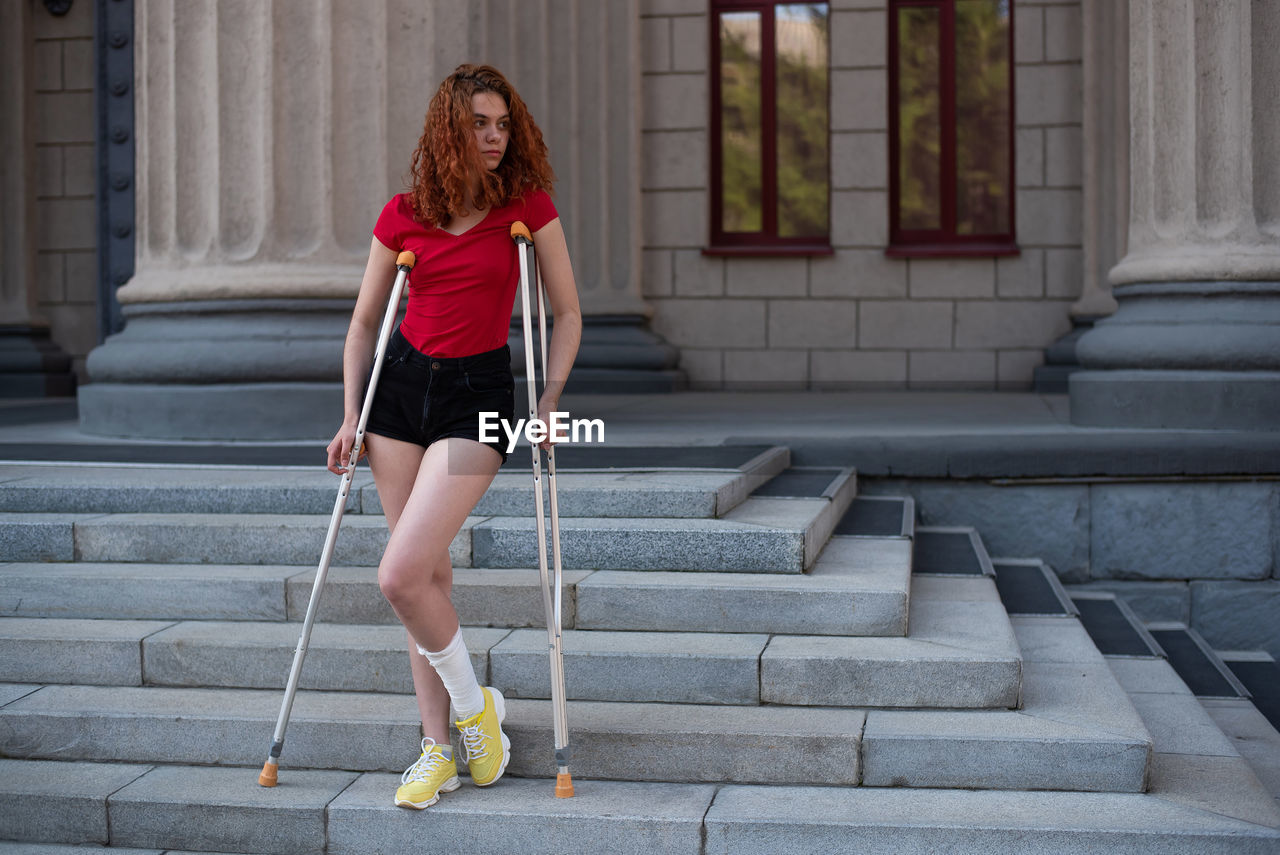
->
[31, 0, 98, 381]
[860, 477, 1280, 664]
[639, 0, 1083, 390]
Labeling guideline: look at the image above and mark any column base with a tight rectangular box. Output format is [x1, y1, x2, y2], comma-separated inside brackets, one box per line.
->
[508, 313, 685, 393]
[1033, 316, 1106, 394]
[1068, 369, 1280, 430]
[0, 325, 77, 398]
[78, 305, 687, 439]
[78, 298, 351, 439]
[78, 382, 341, 440]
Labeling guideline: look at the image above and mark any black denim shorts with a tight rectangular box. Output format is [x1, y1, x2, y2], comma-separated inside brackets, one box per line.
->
[364, 327, 515, 463]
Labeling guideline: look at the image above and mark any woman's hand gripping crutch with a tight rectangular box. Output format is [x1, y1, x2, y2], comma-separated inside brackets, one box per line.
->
[258, 250, 416, 788]
[511, 222, 574, 798]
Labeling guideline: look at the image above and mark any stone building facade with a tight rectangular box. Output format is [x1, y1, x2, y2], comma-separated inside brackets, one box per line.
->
[7, 0, 1107, 409]
[640, 0, 1088, 391]
[2, 0, 97, 394]
[4, 0, 1276, 429]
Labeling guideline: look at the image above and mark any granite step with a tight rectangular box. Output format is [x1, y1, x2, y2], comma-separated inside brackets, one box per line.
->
[0, 538, 910, 636]
[289, 534, 912, 636]
[0, 499, 846, 573]
[0, 844, 199, 855]
[2, 577, 1015, 709]
[0, 562, 591, 628]
[0, 685, 862, 786]
[0, 449, 788, 519]
[703, 785, 1280, 855]
[0, 618, 501, 693]
[0, 464, 367, 516]
[1202, 651, 1280, 803]
[0, 759, 156, 848]
[127, 620, 768, 706]
[477, 444, 788, 518]
[0, 513, 105, 563]
[473, 478, 858, 573]
[0, 611, 1149, 792]
[286, 566, 595, 629]
[475, 469, 779, 519]
[145, 586, 1007, 706]
[859, 612, 1151, 791]
[575, 536, 911, 636]
[0, 512, 476, 568]
[294, 533, 903, 633]
[3, 759, 1276, 855]
[0, 618, 176, 686]
[0, 562, 300, 622]
[760, 574, 1022, 709]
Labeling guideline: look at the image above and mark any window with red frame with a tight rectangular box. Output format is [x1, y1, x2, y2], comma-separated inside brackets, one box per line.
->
[889, 0, 1016, 256]
[709, 1, 831, 254]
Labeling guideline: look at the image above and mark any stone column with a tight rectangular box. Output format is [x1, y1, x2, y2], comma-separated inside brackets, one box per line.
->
[1070, 0, 1280, 428]
[79, 0, 483, 437]
[0, 0, 75, 397]
[1074, 0, 1125, 320]
[472, 0, 679, 389]
[80, 0, 675, 437]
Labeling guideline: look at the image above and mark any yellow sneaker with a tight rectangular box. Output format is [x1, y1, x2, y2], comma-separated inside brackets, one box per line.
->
[394, 737, 461, 809]
[454, 686, 511, 787]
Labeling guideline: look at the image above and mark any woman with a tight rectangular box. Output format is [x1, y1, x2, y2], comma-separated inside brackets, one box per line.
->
[326, 64, 581, 809]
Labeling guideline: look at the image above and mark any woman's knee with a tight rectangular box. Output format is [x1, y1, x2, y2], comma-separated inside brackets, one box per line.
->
[377, 562, 409, 609]
[378, 554, 449, 608]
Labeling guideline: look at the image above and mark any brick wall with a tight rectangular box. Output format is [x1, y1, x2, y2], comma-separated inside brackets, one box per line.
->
[31, 0, 98, 381]
[639, 0, 1083, 390]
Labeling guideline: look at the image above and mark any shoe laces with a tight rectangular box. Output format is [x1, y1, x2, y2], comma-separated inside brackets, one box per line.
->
[401, 737, 449, 786]
[458, 721, 491, 764]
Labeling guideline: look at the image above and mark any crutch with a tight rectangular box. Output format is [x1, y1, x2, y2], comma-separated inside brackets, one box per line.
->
[258, 249, 416, 788]
[510, 222, 574, 798]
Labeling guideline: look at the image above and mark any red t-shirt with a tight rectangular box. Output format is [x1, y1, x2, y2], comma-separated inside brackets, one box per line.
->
[373, 188, 558, 357]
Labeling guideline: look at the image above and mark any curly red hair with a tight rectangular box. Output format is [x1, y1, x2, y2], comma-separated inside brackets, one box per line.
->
[408, 64, 555, 227]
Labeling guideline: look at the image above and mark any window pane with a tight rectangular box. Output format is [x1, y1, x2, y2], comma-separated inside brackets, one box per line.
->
[897, 5, 941, 231]
[955, 0, 1011, 234]
[720, 12, 763, 233]
[775, 4, 829, 238]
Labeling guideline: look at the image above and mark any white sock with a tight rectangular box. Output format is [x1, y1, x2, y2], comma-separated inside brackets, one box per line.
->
[418, 629, 485, 720]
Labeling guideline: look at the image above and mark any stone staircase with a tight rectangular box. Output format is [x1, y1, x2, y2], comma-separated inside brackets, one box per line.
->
[1, 451, 1279, 854]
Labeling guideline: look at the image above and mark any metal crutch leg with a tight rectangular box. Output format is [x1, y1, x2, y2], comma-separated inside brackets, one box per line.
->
[258, 249, 416, 788]
[510, 221, 574, 798]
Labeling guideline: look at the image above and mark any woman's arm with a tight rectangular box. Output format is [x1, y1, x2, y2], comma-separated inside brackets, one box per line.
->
[532, 217, 582, 445]
[326, 236, 400, 473]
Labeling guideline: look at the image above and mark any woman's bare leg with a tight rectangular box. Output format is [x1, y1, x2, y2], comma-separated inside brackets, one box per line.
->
[366, 433, 446, 741]
[370, 435, 502, 742]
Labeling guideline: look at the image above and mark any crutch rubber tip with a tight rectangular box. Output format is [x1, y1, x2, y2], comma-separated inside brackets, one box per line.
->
[258, 760, 279, 788]
[555, 773, 575, 798]
[396, 250, 416, 269]
[510, 221, 533, 244]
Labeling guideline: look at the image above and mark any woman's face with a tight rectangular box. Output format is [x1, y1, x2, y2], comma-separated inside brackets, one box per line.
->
[471, 91, 510, 170]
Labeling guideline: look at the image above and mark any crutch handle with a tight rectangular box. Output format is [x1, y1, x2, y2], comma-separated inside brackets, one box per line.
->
[396, 250, 416, 269]
[510, 221, 533, 245]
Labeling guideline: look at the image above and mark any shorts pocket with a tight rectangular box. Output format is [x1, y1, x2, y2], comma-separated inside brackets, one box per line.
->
[464, 367, 513, 395]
